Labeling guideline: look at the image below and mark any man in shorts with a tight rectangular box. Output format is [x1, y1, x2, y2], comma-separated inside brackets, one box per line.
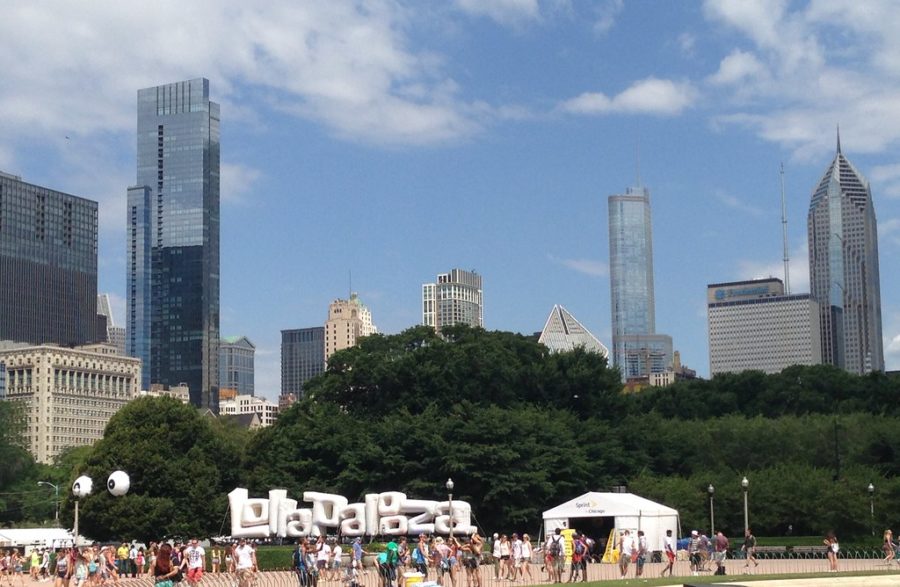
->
[234, 539, 256, 587]
[546, 528, 565, 583]
[661, 530, 676, 577]
[184, 539, 206, 587]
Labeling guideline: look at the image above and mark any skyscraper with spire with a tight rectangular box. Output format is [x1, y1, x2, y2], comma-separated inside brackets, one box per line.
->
[807, 129, 883, 374]
[608, 184, 673, 380]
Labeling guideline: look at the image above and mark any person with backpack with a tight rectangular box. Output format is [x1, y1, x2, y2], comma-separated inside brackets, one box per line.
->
[567, 533, 587, 583]
[545, 529, 565, 583]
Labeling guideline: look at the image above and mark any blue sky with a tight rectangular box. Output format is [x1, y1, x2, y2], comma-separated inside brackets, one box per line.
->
[4, 0, 900, 399]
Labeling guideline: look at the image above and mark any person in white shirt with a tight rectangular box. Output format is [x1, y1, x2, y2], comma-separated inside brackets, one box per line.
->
[520, 534, 534, 583]
[545, 529, 565, 583]
[330, 541, 343, 582]
[492, 534, 502, 580]
[315, 536, 331, 580]
[234, 539, 256, 587]
[182, 539, 206, 587]
[661, 530, 676, 577]
[511, 534, 523, 580]
[618, 530, 634, 578]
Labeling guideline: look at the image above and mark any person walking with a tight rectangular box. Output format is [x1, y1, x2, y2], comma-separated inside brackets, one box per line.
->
[545, 529, 565, 584]
[567, 534, 586, 583]
[635, 531, 648, 578]
[713, 531, 728, 576]
[519, 535, 533, 584]
[883, 530, 895, 564]
[688, 531, 701, 576]
[661, 530, 675, 578]
[234, 539, 257, 587]
[181, 539, 205, 587]
[617, 531, 633, 579]
[741, 529, 758, 569]
[824, 532, 839, 573]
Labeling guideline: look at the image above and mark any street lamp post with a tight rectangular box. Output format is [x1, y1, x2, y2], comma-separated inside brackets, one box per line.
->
[708, 484, 715, 536]
[37, 481, 60, 525]
[868, 483, 875, 536]
[446, 478, 455, 540]
[742, 477, 749, 533]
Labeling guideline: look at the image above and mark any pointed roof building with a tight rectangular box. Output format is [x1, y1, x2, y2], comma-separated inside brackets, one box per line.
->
[538, 305, 609, 357]
[807, 130, 884, 373]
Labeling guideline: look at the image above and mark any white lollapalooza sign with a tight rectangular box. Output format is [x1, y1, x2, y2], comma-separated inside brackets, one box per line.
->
[229, 488, 476, 538]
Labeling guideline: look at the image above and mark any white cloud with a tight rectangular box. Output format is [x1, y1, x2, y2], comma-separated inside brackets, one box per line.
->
[548, 255, 608, 277]
[593, 0, 624, 35]
[221, 163, 262, 205]
[736, 242, 810, 293]
[677, 32, 697, 56]
[455, 0, 540, 26]
[714, 190, 764, 217]
[0, 1, 482, 148]
[702, 0, 900, 159]
[561, 77, 697, 116]
[708, 49, 768, 86]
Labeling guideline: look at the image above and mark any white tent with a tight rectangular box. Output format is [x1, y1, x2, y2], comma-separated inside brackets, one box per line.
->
[542, 492, 680, 553]
[0, 528, 77, 552]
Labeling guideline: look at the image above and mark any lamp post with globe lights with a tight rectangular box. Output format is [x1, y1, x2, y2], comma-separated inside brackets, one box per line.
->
[447, 478, 455, 540]
[868, 483, 875, 536]
[742, 476, 749, 533]
[708, 484, 715, 536]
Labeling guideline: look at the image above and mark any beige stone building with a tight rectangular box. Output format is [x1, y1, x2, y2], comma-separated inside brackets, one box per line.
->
[219, 394, 279, 427]
[0, 343, 141, 464]
[324, 293, 377, 360]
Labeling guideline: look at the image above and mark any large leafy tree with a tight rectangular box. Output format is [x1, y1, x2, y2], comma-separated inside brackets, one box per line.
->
[64, 396, 244, 541]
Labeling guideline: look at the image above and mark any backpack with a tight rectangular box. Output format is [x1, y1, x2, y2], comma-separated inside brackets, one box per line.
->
[548, 537, 562, 557]
[574, 540, 585, 555]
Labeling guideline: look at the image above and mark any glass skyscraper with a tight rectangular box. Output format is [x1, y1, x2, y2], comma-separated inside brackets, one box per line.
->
[0, 171, 100, 346]
[808, 134, 883, 374]
[127, 79, 220, 409]
[281, 327, 325, 399]
[608, 185, 672, 380]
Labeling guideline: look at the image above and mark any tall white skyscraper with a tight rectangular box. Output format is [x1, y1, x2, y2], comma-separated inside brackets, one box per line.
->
[422, 269, 483, 332]
[808, 133, 884, 374]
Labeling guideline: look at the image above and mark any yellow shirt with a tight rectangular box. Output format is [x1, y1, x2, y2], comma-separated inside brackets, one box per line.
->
[117, 546, 129, 560]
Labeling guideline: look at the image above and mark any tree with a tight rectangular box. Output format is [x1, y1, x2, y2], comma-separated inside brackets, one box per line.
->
[63, 396, 244, 541]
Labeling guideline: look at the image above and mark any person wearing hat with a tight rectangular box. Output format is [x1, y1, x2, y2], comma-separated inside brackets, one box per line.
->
[688, 531, 701, 576]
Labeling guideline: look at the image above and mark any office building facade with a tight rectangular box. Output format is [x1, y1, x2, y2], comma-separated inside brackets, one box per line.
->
[325, 294, 377, 360]
[0, 343, 141, 463]
[127, 78, 220, 409]
[220, 336, 255, 396]
[281, 327, 325, 399]
[422, 269, 483, 332]
[808, 135, 884, 374]
[608, 185, 672, 379]
[0, 172, 100, 346]
[708, 278, 821, 375]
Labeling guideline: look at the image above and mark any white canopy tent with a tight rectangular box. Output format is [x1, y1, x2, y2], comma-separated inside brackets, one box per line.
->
[0, 528, 77, 553]
[543, 492, 680, 553]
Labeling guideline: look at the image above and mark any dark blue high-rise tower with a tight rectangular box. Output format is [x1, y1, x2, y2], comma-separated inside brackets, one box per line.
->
[127, 79, 220, 410]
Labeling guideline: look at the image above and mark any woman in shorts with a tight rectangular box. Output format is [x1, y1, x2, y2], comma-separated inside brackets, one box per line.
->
[54, 548, 71, 587]
[520, 535, 533, 583]
[824, 532, 839, 572]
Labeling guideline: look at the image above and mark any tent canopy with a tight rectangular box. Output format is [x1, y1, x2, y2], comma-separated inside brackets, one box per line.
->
[542, 492, 678, 520]
[0, 528, 75, 548]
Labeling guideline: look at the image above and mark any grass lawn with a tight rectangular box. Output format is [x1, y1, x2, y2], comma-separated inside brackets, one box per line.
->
[573, 569, 900, 586]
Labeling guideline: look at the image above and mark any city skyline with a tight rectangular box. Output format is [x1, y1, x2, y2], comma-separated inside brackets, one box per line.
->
[5, 3, 900, 399]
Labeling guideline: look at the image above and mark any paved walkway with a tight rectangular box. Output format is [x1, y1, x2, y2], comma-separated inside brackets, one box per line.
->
[88, 558, 900, 587]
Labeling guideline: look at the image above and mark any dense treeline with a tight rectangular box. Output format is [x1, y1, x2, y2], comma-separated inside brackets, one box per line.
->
[4, 325, 900, 542]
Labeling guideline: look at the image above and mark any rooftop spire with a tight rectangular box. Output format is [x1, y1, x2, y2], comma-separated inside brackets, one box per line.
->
[836, 123, 842, 154]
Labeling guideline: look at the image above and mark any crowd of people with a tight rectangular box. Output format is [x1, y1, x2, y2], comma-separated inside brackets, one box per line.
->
[3, 526, 897, 587]
[0, 539, 258, 587]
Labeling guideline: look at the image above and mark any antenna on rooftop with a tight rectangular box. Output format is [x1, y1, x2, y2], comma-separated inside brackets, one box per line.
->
[780, 162, 790, 294]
